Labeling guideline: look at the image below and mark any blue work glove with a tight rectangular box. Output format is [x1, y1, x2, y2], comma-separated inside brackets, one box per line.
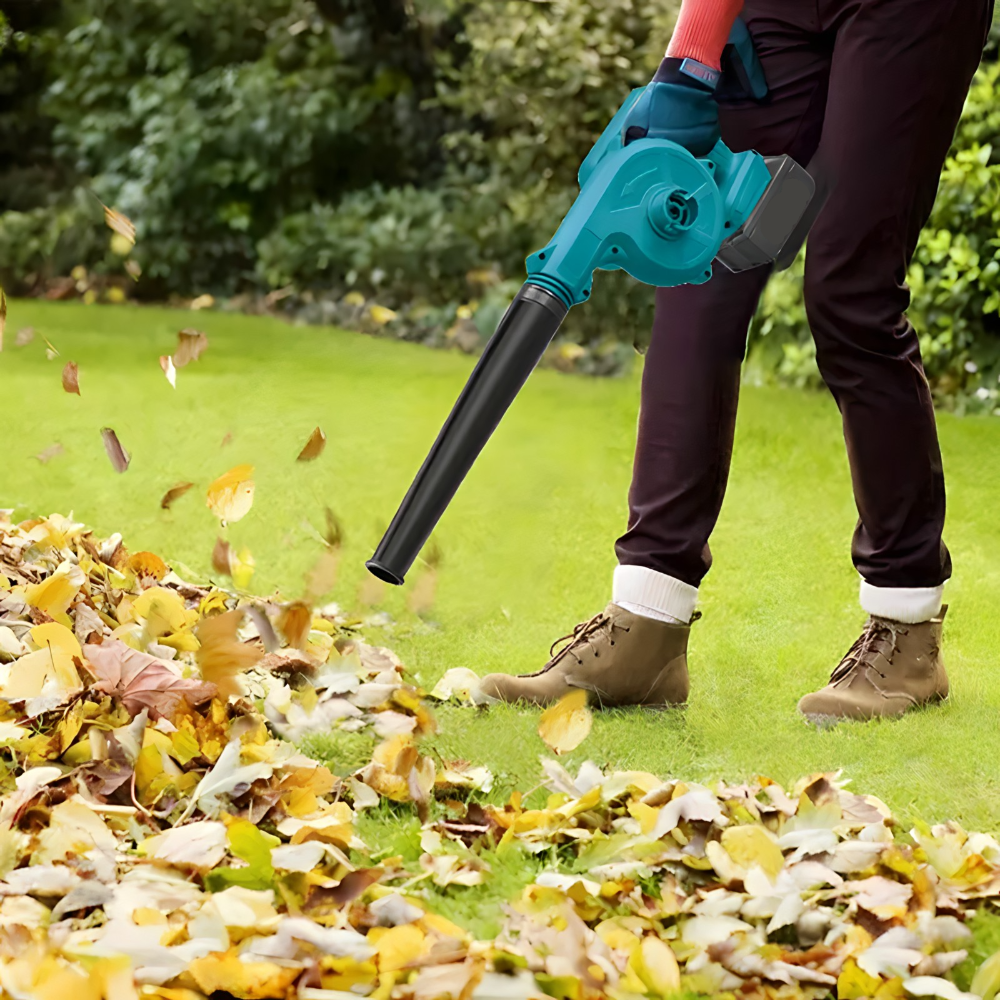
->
[622, 57, 721, 157]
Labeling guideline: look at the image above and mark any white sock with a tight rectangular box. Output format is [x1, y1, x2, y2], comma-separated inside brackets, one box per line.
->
[613, 564, 698, 625]
[859, 579, 945, 624]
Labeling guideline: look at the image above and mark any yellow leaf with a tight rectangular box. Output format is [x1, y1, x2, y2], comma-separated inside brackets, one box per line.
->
[187, 951, 300, 998]
[25, 564, 84, 623]
[206, 463, 255, 525]
[538, 689, 592, 756]
[631, 936, 681, 996]
[721, 824, 785, 879]
[838, 959, 883, 1000]
[196, 609, 262, 698]
[972, 951, 1000, 1000]
[375, 923, 426, 972]
[369, 304, 398, 326]
[343, 291, 366, 307]
[132, 587, 192, 634]
[109, 232, 133, 256]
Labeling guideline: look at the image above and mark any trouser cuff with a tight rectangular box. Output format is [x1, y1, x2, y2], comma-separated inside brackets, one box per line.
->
[859, 580, 944, 624]
[613, 564, 699, 624]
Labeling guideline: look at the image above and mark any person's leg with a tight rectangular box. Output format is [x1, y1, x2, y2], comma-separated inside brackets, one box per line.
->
[614, 3, 835, 623]
[797, 0, 992, 722]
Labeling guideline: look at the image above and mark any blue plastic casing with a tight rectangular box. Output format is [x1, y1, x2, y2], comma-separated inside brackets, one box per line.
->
[524, 87, 772, 310]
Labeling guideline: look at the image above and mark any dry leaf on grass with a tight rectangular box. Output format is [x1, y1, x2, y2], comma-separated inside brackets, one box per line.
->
[174, 328, 209, 367]
[297, 427, 327, 462]
[160, 481, 195, 509]
[538, 689, 592, 756]
[206, 464, 255, 525]
[84, 639, 216, 719]
[101, 427, 130, 473]
[196, 609, 262, 698]
[102, 204, 136, 244]
[61, 361, 80, 395]
[35, 443, 65, 464]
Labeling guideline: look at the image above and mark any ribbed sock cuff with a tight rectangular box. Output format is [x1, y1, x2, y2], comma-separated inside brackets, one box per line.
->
[666, 0, 744, 69]
[859, 580, 944, 624]
[613, 564, 699, 624]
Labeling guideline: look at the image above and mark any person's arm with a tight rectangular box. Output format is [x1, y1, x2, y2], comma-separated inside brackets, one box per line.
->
[666, 0, 744, 71]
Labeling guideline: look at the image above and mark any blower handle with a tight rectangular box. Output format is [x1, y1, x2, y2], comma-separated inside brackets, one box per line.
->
[366, 283, 568, 585]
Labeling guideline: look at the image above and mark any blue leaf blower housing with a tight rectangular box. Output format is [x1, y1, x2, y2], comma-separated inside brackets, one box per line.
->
[367, 29, 818, 586]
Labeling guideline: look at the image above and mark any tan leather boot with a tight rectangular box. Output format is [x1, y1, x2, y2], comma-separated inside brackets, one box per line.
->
[798, 607, 949, 724]
[480, 603, 693, 708]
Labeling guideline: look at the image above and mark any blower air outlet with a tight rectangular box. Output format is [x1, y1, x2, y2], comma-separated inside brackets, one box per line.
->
[649, 188, 700, 239]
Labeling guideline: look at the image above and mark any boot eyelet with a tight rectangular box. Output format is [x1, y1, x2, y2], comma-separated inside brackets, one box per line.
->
[610, 641, 615, 646]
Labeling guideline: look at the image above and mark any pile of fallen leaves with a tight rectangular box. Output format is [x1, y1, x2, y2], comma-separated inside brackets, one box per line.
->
[3, 513, 1000, 1000]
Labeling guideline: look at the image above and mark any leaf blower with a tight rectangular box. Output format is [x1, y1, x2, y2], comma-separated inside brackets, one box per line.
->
[367, 25, 819, 586]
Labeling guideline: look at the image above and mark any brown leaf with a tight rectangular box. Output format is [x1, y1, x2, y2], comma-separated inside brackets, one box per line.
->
[305, 868, 384, 912]
[173, 328, 209, 367]
[101, 427, 130, 473]
[407, 570, 437, 617]
[15, 326, 34, 347]
[212, 537, 232, 576]
[125, 259, 142, 281]
[160, 481, 195, 510]
[296, 427, 327, 462]
[35, 443, 65, 464]
[305, 550, 339, 604]
[322, 507, 344, 548]
[102, 204, 136, 244]
[84, 639, 217, 720]
[195, 609, 262, 699]
[62, 361, 80, 395]
[0, 287, 6, 351]
[221, 431, 233, 448]
[278, 602, 312, 650]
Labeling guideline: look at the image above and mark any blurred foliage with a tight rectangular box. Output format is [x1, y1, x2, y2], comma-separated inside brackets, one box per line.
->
[0, 0, 999, 402]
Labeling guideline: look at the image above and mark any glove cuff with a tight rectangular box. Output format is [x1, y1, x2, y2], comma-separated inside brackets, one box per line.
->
[652, 56, 720, 92]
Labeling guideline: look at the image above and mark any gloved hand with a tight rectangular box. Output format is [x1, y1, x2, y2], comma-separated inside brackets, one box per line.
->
[622, 57, 721, 157]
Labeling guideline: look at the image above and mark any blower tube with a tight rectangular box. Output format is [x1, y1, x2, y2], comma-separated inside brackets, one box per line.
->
[366, 283, 569, 585]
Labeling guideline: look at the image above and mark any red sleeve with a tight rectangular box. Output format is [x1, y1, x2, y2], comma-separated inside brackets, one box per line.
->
[666, 0, 744, 70]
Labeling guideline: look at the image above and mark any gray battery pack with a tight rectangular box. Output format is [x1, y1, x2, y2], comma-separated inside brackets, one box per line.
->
[715, 155, 817, 273]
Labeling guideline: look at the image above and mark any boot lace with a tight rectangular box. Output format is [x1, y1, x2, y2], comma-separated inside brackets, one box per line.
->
[828, 617, 908, 691]
[540, 613, 631, 672]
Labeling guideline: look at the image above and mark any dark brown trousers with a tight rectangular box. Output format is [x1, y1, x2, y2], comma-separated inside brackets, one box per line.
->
[616, 0, 993, 590]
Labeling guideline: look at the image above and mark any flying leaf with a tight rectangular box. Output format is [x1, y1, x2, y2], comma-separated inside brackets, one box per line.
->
[43, 335, 59, 360]
[124, 259, 142, 281]
[321, 507, 344, 548]
[304, 550, 338, 604]
[189, 294, 214, 311]
[35, 443, 65, 464]
[62, 361, 80, 395]
[195, 609, 262, 698]
[0, 287, 5, 351]
[173, 328, 209, 367]
[101, 427, 130, 473]
[159, 354, 177, 388]
[278, 602, 312, 650]
[297, 427, 327, 462]
[206, 464, 255, 525]
[15, 326, 34, 347]
[102, 204, 136, 244]
[538, 689, 592, 756]
[84, 639, 216, 719]
[160, 481, 194, 509]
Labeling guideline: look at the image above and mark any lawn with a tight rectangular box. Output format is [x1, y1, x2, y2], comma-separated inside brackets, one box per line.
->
[4, 297, 1000, 841]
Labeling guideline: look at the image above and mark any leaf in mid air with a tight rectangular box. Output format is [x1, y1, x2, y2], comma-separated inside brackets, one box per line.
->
[62, 361, 80, 395]
[160, 481, 195, 509]
[297, 427, 327, 461]
[206, 464, 255, 525]
[102, 204, 136, 244]
[101, 428, 130, 473]
[538, 689, 592, 756]
[195, 609, 262, 698]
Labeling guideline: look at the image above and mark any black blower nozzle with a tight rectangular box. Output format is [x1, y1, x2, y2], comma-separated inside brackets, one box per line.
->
[366, 283, 568, 585]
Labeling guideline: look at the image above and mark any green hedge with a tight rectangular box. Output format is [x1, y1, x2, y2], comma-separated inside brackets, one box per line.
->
[1, 0, 999, 406]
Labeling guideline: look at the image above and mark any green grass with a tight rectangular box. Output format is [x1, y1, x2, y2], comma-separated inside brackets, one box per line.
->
[4, 299, 1000, 955]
